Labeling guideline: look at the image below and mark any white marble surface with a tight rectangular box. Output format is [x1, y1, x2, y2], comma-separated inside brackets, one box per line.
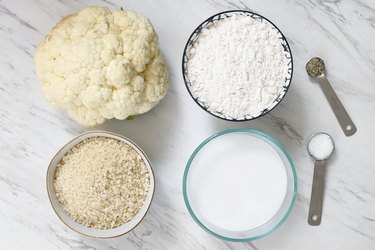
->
[1, 0, 374, 249]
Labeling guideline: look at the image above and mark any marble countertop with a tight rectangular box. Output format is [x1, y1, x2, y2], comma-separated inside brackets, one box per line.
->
[1, 0, 374, 249]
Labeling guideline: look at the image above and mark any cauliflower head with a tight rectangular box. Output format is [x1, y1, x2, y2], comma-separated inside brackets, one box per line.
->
[34, 6, 168, 127]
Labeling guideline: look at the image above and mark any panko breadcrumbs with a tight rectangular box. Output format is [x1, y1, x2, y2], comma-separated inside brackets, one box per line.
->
[54, 137, 150, 229]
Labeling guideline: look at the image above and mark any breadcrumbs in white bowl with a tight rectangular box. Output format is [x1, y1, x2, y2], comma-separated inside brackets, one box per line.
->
[46, 130, 155, 238]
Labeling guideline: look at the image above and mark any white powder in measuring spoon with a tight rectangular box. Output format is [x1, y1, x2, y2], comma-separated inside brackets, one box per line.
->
[187, 15, 288, 118]
[308, 133, 335, 160]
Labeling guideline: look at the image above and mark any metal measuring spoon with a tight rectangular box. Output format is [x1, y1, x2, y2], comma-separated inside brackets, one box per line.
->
[307, 132, 335, 225]
[306, 58, 357, 136]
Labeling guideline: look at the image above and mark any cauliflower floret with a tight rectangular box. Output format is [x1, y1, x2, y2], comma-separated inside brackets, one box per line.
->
[34, 6, 168, 127]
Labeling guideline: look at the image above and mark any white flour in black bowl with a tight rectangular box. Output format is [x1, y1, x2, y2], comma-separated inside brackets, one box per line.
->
[184, 12, 292, 120]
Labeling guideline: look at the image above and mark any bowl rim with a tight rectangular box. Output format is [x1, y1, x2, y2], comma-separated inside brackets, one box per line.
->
[46, 130, 155, 239]
[182, 128, 297, 242]
[181, 10, 294, 122]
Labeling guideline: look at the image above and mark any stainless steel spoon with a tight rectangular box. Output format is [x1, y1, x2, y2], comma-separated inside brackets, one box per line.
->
[307, 132, 335, 226]
[306, 58, 357, 136]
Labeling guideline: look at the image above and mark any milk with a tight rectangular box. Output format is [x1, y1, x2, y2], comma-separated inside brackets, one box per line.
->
[187, 132, 288, 232]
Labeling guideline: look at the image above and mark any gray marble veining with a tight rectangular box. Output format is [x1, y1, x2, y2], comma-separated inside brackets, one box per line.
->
[0, 0, 374, 249]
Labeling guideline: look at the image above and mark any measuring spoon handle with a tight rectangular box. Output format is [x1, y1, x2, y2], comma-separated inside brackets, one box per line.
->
[308, 160, 326, 225]
[317, 76, 357, 136]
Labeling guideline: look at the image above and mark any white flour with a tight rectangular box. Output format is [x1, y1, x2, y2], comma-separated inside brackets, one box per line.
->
[187, 15, 288, 118]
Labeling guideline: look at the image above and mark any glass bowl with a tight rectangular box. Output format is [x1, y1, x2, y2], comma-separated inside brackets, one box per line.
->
[182, 10, 293, 121]
[182, 129, 297, 241]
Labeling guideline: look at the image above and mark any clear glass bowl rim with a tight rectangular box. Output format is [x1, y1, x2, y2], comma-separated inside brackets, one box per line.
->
[182, 128, 298, 242]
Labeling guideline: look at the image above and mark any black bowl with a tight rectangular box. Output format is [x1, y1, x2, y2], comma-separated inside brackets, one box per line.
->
[182, 10, 293, 121]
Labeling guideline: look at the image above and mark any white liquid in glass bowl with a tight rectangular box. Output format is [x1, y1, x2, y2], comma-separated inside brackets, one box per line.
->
[183, 129, 297, 241]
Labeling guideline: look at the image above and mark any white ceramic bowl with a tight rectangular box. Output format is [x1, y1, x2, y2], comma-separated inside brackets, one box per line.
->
[46, 130, 155, 238]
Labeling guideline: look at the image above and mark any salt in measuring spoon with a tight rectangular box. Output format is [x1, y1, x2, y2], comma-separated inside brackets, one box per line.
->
[307, 132, 335, 226]
[306, 57, 357, 136]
